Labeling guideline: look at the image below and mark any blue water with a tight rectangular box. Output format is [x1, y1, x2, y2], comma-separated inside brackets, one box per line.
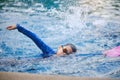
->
[0, 0, 120, 78]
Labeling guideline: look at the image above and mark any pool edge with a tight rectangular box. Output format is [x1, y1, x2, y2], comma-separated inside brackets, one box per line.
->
[0, 72, 119, 80]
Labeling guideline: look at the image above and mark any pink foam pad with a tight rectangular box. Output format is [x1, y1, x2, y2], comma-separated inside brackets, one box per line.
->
[103, 46, 120, 57]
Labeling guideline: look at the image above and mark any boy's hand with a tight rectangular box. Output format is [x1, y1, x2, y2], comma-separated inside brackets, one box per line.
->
[6, 25, 16, 30]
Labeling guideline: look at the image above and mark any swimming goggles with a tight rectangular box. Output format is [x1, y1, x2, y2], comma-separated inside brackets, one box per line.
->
[61, 45, 70, 55]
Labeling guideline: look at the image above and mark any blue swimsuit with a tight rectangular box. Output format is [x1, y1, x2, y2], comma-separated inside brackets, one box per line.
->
[16, 24, 56, 58]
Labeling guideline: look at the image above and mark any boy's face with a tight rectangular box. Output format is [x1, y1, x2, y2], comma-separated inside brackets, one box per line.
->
[56, 45, 73, 56]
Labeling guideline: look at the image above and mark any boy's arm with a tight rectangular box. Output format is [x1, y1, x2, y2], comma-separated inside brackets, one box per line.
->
[7, 24, 55, 58]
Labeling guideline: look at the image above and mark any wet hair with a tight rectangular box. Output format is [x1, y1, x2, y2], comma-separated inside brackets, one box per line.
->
[64, 43, 77, 53]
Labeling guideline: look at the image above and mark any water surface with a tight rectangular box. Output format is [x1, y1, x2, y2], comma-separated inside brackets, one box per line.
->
[0, 0, 120, 78]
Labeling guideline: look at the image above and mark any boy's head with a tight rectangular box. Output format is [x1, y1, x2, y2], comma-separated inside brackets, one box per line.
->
[56, 43, 77, 56]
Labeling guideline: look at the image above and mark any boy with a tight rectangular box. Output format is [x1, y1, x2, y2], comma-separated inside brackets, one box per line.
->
[7, 24, 77, 58]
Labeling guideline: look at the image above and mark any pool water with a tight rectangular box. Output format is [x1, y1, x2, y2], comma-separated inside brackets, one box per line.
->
[0, 0, 120, 78]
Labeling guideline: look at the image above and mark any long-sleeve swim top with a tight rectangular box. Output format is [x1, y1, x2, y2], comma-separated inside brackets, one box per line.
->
[16, 24, 56, 58]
